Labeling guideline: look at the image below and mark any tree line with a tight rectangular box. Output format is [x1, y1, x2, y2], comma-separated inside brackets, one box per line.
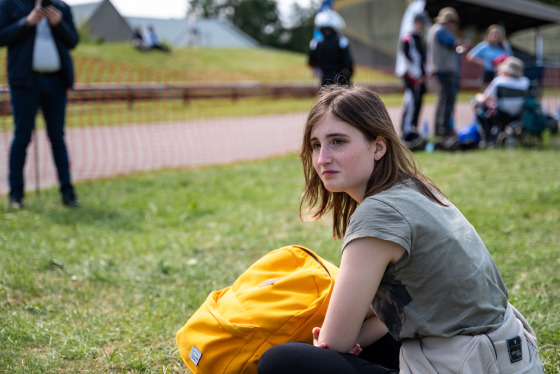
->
[189, 0, 316, 53]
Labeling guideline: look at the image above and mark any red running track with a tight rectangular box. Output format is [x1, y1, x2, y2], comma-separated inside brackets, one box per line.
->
[0, 101, 530, 196]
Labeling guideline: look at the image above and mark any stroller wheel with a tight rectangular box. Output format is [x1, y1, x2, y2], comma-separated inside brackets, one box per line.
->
[496, 128, 516, 149]
[519, 128, 543, 147]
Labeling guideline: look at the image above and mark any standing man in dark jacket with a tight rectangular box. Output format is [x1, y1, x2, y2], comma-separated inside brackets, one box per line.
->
[308, 9, 353, 86]
[0, 0, 79, 209]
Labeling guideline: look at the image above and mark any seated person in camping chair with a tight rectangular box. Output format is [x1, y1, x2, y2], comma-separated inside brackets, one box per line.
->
[473, 56, 530, 145]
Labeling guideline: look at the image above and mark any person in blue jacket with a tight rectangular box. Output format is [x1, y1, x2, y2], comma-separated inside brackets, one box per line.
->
[467, 25, 513, 90]
[0, 0, 79, 209]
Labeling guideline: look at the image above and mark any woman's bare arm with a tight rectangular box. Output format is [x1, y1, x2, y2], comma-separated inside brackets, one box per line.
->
[315, 237, 404, 352]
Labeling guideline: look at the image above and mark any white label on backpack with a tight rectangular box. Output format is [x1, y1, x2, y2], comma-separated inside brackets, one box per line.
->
[259, 278, 283, 287]
[190, 345, 202, 366]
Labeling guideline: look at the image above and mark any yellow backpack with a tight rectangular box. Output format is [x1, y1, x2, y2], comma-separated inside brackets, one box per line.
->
[176, 244, 339, 374]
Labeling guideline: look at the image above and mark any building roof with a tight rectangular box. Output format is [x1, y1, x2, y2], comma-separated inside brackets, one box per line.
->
[335, 0, 560, 67]
[71, 0, 103, 26]
[69, 0, 258, 48]
[70, 0, 132, 42]
[425, 0, 560, 34]
[125, 17, 259, 48]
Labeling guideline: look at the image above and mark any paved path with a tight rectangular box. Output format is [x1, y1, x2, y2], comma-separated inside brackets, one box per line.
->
[0, 99, 553, 196]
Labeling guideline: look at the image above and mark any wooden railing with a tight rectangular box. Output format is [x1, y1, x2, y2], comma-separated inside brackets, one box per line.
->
[0, 81, 404, 115]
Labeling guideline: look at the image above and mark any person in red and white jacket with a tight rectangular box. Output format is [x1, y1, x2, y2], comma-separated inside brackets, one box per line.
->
[399, 12, 429, 150]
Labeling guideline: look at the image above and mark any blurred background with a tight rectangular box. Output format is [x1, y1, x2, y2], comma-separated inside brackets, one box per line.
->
[2, 0, 560, 194]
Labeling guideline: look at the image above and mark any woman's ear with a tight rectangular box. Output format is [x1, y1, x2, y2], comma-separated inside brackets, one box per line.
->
[373, 137, 387, 161]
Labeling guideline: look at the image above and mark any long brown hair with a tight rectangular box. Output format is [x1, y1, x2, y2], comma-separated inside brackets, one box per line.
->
[300, 85, 447, 239]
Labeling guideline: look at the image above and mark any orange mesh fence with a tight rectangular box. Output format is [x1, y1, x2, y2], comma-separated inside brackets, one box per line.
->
[1, 54, 559, 196]
[0, 55, 322, 195]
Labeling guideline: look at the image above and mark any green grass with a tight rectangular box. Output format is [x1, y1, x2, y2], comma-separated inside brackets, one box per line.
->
[0, 91, 473, 132]
[74, 43, 311, 72]
[0, 40, 558, 373]
[1, 146, 559, 373]
[61, 94, 408, 128]
[0, 40, 517, 131]
[0, 43, 398, 85]
[0, 42, 403, 131]
[0, 93, 409, 131]
[71, 43, 399, 84]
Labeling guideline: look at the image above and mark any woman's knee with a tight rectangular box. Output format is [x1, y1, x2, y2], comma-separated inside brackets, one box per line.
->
[258, 342, 341, 374]
[258, 343, 300, 374]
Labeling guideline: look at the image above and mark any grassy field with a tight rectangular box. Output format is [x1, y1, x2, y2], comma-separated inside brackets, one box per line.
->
[72, 43, 400, 84]
[0, 43, 399, 85]
[0, 43, 404, 131]
[1, 147, 559, 373]
[0, 41, 515, 131]
[1, 91, 481, 131]
[0, 41, 559, 373]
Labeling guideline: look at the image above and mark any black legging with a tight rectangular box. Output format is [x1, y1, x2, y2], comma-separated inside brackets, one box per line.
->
[257, 333, 401, 374]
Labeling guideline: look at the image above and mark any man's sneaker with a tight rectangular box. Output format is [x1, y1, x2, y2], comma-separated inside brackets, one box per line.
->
[62, 193, 80, 207]
[9, 197, 24, 210]
[402, 131, 427, 152]
[434, 135, 459, 151]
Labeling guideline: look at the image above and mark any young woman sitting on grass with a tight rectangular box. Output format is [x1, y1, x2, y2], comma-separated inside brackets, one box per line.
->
[257, 85, 544, 374]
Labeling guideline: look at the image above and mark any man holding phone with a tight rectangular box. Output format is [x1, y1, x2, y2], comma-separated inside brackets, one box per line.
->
[0, 0, 79, 209]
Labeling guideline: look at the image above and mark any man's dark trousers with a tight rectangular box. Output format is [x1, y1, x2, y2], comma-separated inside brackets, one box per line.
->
[9, 73, 73, 200]
[434, 71, 459, 137]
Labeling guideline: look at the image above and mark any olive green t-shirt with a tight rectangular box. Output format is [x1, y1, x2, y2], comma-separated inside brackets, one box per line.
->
[342, 182, 508, 340]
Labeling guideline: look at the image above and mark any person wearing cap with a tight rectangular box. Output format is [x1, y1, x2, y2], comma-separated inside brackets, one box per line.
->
[427, 7, 470, 147]
[467, 24, 513, 90]
[308, 9, 354, 86]
[473, 56, 530, 144]
[399, 11, 429, 151]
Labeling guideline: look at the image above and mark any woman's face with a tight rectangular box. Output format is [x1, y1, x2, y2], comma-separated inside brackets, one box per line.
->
[310, 113, 384, 203]
[488, 29, 502, 44]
